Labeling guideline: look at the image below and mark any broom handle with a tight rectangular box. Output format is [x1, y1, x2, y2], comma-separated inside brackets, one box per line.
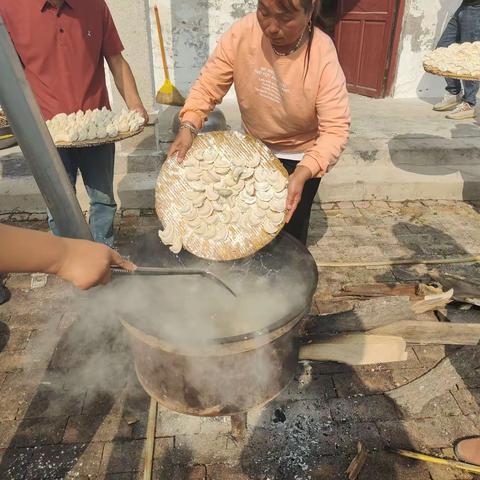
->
[154, 5, 170, 82]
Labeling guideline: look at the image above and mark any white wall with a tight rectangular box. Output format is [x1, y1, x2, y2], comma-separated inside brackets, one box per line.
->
[393, 0, 462, 98]
[105, 0, 156, 113]
[148, 0, 257, 103]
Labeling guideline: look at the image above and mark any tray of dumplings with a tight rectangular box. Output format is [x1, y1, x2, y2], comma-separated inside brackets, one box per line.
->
[46, 108, 145, 148]
[423, 42, 480, 81]
[155, 131, 289, 261]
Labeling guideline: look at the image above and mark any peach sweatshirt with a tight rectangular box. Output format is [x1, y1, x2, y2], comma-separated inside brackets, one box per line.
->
[180, 13, 350, 178]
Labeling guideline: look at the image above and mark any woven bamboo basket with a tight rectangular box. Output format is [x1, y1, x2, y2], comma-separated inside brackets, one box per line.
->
[155, 131, 289, 261]
[55, 126, 144, 148]
[424, 64, 480, 81]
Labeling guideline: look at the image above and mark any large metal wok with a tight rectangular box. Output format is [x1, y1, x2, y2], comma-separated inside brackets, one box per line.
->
[119, 229, 318, 417]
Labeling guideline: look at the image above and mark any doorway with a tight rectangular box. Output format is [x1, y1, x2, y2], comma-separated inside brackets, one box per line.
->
[322, 0, 405, 98]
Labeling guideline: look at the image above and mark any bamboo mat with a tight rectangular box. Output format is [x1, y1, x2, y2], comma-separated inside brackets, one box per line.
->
[155, 131, 288, 261]
[424, 64, 480, 81]
[55, 126, 144, 148]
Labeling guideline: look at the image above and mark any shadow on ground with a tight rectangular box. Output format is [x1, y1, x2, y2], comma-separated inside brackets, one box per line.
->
[388, 124, 480, 213]
[0, 286, 151, 478]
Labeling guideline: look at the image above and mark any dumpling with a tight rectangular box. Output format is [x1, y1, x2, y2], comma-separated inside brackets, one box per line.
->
[106, 123, 119, 137]
[86, 125, 97, 140]
[77, 127, 88, 142]
[96, 125, 107, 139]
[117, 118, 130, 133]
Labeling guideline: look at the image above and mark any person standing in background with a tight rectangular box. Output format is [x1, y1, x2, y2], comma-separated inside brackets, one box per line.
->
[433, 0, 480, 120]
[0, 0, 148, 247]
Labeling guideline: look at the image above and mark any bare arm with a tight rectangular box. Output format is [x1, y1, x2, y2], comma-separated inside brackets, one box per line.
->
[106, 54, 148, 123]
[0, 224, 135, 290]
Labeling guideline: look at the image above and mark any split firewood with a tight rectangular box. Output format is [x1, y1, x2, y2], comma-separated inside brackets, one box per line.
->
[385, 346, 480, 417]
[299, 334, 408, 365]
[346, 442, 368, 480]
[368, 321, 480, 345]
[304, 296, 417, 335]
[411, 289, 453, 314]
[417, 282, 444, 297]
[336, 283, 418, 300]
[430, 272, 480, 306]
[314, 299, 355, 316]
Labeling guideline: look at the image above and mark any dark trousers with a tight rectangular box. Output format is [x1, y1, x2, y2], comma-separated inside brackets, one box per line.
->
[280, 158, 321, 245]
[437, 4, 480, 106]
[47, 144, 117, 247]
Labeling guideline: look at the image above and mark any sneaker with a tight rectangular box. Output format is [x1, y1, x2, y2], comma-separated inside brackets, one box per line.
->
[433, 92, 461, 111]
[446, 101, 476, 120]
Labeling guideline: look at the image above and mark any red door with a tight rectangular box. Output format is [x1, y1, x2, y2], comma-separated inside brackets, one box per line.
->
[335, 0, 398, 98]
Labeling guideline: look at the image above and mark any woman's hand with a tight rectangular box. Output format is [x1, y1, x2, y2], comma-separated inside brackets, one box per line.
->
[54, 239, 136, 290]
[168, 128, 195, 163]
[285, 165, 312, 223]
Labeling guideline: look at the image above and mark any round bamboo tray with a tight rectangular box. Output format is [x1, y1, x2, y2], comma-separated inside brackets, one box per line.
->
[155, 131, 289, 261]
[55, 126, 144, 149]
[423, 64, 480, 81]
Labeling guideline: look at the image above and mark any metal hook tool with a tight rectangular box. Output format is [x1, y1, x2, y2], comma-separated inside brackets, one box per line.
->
[111, 266, 237, 297]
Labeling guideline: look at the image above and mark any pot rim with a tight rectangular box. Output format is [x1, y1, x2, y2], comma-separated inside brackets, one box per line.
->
[121, 261, 318, 349]
[121, 305, 309, 356]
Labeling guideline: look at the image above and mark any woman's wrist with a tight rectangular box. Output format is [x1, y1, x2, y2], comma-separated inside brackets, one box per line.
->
[179, 121, 199, 138]
[293, 165, 313, 182]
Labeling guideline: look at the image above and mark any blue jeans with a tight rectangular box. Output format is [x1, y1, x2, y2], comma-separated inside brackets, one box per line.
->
[437, 5, 480, 106]
[47, 144, 117, 247]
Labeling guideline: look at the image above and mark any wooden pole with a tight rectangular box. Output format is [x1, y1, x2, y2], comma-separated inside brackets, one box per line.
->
[144, 397, 158, 480]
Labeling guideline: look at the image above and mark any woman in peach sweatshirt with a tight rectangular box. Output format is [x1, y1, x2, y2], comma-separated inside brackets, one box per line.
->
[169, 0, 350, 244]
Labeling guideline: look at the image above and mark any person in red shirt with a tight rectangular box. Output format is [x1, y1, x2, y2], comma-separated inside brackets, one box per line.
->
[0, 0, 148, 247]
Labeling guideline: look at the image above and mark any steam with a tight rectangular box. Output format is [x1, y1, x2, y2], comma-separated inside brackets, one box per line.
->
[23, 242, 314, 416]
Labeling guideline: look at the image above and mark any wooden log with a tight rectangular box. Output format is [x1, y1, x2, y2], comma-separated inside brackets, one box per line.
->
[303, 296, 417, 335]
[299, 334, 408, 366]
[385, 346, 480, 417]
[143, 398, 158, 480]
[430, 272, 480, 306]
[411, 289, 453, 314]
[347, 442, 368, 480]
[315, 299, 355, 316]
[368, 321, 480, 346]
[336, 283, 418, 299]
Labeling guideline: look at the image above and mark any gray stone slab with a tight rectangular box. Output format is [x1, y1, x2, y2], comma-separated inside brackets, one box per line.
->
[1, 416, 68, 448]
[101, 439, 159, 474]
[63, 413, 143, 444]
[377, 416, 480, 450]
[329, 395, 398, 423]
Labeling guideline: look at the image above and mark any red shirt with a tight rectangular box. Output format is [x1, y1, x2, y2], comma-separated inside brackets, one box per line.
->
[0, 0, 124, 120]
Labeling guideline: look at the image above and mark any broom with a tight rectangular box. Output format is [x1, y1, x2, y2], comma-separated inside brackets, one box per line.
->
[153, 5, 185, 107]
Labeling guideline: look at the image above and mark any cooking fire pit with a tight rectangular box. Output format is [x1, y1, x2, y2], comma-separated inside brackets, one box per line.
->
[117, 228, 318, 420]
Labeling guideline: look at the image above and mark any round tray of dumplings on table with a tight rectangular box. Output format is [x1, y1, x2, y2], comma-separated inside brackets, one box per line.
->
[155, 131, 289, 261]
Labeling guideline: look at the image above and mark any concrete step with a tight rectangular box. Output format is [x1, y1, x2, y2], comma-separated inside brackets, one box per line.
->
[1, 128, 480, 212]
[1, 155, 478, 214]
[0, 172, 157, 213]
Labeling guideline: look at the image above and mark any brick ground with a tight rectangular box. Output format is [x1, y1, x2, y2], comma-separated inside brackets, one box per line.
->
[0, 200, 479, 479]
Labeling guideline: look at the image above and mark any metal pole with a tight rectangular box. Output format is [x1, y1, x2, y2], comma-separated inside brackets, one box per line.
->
[0, 17, 92, 240]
